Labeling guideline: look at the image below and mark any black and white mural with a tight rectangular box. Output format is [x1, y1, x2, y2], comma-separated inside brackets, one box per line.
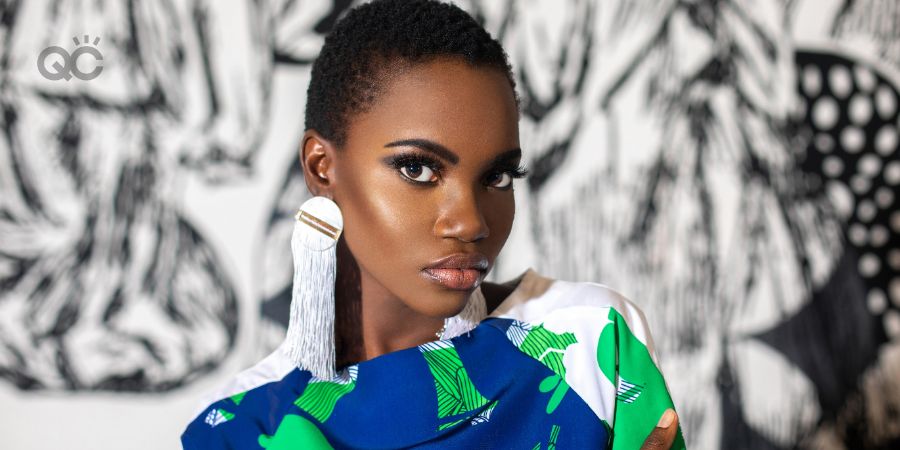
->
[1, 0, 898, 448]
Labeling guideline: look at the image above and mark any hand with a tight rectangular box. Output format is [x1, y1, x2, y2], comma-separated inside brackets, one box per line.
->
[640, 409, 679, 450]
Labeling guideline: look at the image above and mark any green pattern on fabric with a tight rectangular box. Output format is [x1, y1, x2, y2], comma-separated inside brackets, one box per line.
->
[519, 325, 578, 377]
[513, 323, 577, 415]
[531, 424, 561, 450]
[597, 308, 686, 449]
[420, 341, 492, 431]
[217, 408, 234, 421]
[258, 414, 332, 449]
[294, 370, 358, 423]
[548, 424, 560, 449]
[438, 418, 466, 431]
[229, 391, 246, 405]
[597, 321, 617, 386]
[537, 374, 570, 414]
[204, 407, 235, 428]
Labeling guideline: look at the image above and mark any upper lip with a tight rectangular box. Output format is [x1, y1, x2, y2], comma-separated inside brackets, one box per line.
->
[424, 253, 489, 271]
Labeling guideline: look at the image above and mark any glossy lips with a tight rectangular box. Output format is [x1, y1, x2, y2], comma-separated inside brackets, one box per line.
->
[422, 253, 488, 290]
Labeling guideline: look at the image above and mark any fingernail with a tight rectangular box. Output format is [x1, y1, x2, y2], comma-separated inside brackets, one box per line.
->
[657, 409, 675, 428]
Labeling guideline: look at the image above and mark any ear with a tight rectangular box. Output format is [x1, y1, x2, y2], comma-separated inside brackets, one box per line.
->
[299, 129, 337, 199]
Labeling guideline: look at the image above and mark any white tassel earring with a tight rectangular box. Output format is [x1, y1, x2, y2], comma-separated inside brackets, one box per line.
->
[284, 196, 343, 380]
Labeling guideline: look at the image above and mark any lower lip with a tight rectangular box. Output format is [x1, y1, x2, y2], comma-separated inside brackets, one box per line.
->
[421, 268, 483, 290]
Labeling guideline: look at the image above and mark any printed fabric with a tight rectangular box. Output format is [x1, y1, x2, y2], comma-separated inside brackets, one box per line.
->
[181, 268, 686, 449]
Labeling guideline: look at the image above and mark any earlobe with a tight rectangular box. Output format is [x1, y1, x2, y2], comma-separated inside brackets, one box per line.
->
[300, 130, 336, 198]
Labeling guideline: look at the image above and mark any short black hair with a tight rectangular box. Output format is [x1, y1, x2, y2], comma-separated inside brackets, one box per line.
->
[304, 0, 518, 148]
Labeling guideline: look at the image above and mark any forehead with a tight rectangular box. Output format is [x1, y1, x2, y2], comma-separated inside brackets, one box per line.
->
[344, 57, 519, 156]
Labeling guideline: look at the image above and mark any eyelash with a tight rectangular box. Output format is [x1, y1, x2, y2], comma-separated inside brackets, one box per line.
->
[386, 153, 529, 189]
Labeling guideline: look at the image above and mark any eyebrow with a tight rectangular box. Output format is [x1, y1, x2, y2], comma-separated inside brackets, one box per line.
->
[384, 138, 521, 166]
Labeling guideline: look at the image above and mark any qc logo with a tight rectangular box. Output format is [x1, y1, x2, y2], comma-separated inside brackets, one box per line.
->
[37, 35, 103, 81]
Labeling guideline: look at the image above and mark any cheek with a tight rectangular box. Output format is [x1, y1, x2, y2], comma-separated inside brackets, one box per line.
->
[484, 194, 516, 250]
[337, 169, 434, 266]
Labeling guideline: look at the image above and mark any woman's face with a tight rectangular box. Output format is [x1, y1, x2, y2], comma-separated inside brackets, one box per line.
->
[328, 57, 521, 319]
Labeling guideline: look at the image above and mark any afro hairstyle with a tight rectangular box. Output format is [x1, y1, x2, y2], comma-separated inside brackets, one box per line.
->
[304, 0, 518, 148]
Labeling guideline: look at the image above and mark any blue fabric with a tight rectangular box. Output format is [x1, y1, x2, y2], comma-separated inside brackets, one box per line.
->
[182, 318, 610, 449]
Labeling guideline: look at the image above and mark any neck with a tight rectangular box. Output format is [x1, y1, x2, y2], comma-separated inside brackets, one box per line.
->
[358, 269, 445, 359]
[333, 240, 444, 366]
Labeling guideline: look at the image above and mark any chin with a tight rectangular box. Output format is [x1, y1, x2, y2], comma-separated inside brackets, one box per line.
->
[415, 283, 475, 318]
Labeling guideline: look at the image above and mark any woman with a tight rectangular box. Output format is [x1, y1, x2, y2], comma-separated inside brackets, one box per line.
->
[181, 1, 684, 448]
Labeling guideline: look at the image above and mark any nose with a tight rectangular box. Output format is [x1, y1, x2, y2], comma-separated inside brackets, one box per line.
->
[433, 188, 490, 243]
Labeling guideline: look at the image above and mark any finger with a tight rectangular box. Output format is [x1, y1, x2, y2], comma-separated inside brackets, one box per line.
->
[640, 409, 679, 450]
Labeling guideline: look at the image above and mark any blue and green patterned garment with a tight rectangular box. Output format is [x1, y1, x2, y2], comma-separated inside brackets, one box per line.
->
[181, 268, 686, 449]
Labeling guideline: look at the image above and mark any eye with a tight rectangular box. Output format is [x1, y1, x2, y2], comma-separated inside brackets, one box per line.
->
[384, 153, 444, 185]
[487, 171, 513, 189]
[400, 162, 438, 183]
[485, 164, 528, 190]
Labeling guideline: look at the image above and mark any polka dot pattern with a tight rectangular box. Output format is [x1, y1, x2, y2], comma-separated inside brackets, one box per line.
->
[813, 98, 840, 129]
[849, 95, 873, 124]
[797, 51, 900, 335]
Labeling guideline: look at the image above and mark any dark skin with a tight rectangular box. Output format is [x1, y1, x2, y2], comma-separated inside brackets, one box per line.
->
[300, 56, 678, 448]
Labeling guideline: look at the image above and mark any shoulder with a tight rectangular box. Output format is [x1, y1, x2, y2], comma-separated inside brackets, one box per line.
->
[187, 343, 298, 420]
[181, 344, 303, 448]
[488, 268, 658, 358]
[484, 268, 666, 425]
